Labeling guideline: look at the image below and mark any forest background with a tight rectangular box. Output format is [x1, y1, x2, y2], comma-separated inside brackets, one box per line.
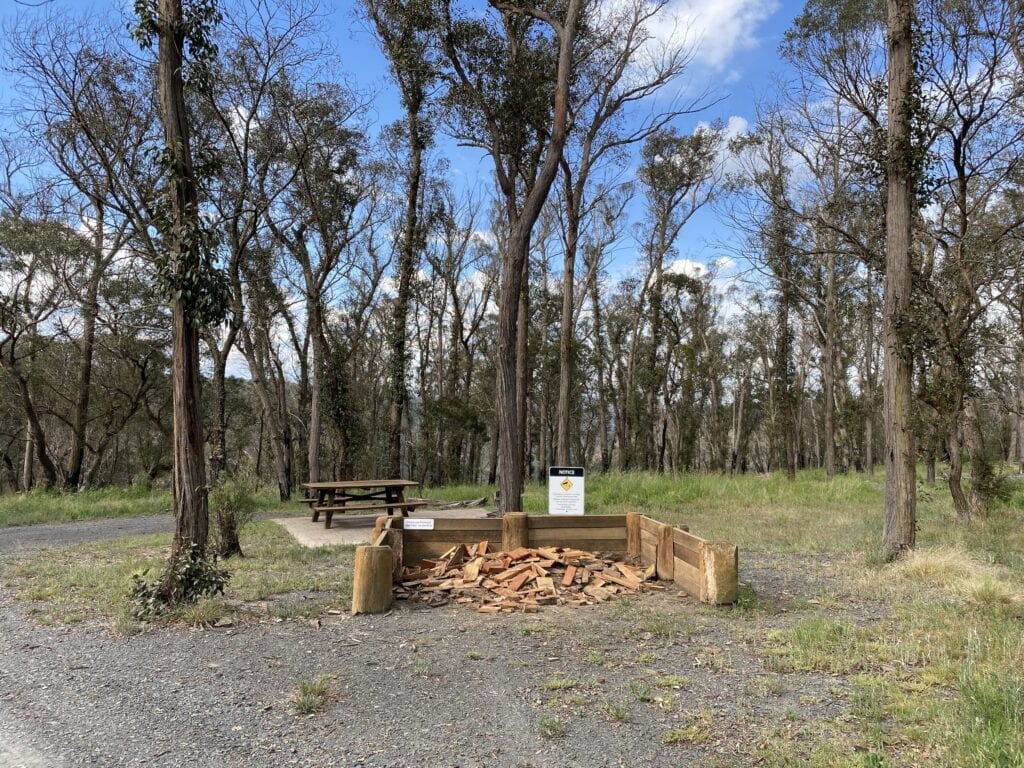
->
[0, 0, 1021, 538]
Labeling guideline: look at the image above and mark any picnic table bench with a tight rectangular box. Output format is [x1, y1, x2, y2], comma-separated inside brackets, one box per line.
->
[300, 479, 425, 529]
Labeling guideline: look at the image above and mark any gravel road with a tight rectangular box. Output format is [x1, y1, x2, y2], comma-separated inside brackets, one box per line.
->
[0, 548, 853, 768]
[0, 515, 173, 553]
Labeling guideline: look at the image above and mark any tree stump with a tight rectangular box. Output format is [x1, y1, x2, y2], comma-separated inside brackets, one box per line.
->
[351, 545, 393, 615]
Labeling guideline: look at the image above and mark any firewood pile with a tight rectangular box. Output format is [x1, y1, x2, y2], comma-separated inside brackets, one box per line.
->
[395, 542, 658, 613]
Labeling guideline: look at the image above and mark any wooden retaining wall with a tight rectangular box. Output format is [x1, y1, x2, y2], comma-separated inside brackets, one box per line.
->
[370, 512, 737, 605]
[627, 515, 738, 605]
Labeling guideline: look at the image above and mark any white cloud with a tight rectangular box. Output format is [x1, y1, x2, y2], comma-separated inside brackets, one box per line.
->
[650, 0, 779, 71]
[665, 258, 708, 278]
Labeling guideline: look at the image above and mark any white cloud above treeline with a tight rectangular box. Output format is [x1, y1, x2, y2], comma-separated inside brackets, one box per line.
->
[649, 0, 780, 70]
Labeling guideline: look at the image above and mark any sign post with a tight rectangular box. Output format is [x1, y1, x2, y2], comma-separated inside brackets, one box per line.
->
[547, 466, 585, 516]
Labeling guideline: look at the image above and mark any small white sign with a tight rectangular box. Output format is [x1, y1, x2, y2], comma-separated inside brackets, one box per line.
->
[403, 518, 435, 531]
[548, 467, 585, 516]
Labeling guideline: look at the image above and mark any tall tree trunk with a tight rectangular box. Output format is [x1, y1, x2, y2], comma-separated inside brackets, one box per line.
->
[67, 198, 103, 489]
[881, 0, 917, 560]
[965, 398, 990, 519]
[307, 300, 323, 484]
[948, 422, 969, 519]
[11, 371, 58, 487]
[589, 263, 611, 472]
[387, 117, 423, 478]
[208, 347, 229, 480]
[487, 0, 581, 514]
[824, 249, 837, 480]
[158, 0, 210, 556]
[555, 203, 578, 466]
[487, 420, 498, 486]
[20, 421, 33, 492]
[517, 258, 530, 484]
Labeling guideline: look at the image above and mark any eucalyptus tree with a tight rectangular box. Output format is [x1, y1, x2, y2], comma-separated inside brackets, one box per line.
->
[133, 0, 229, 560]
[199, 0, 324, 487]
[552, 0, 702, 466]
[728, 112, 803, 479]
[436, 0, 583, 513]
[913, 0, 1024, 520]
[361, 0, 439, 477]
[417, 186, 495, 485]
[881, 0, 917, 560]
[8, 15, 163, 489]
[631, 125, 724, 472]
[259, 78, 373, 485]
[0, 214, 91, 489]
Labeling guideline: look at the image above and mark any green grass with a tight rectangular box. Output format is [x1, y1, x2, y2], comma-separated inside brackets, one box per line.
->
[417, 468, 1023, 555]
[0, 486, 171, 527]
[661, 713, 714, 745]
[0, 486, 299, 528]
[537, 715, 567, 738]
[540, 674, 578, 692]
[290, 674, 334, 715]
[0, 521, 353, 626]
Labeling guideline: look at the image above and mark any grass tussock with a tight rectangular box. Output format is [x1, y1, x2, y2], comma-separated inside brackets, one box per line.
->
[868, 546, 1024, 608]
[289, 674, 334, 715]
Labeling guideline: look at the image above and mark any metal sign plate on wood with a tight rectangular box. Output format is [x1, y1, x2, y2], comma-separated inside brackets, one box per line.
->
[548, 466, 585, 516]
[404, 518, 435, 530]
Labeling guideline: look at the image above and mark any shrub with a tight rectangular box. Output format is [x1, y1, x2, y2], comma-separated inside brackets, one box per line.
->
[209, 474, 259, 558]
[129, 544, 230, 620]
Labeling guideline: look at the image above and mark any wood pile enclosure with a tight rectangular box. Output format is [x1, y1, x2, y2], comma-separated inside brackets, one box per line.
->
[351, 513, 738, 614]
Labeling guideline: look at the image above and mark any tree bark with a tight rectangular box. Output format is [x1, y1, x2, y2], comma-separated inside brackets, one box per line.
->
[555, 197, 578, 466]
[157, 0, 210, 555]
[66, 198, 104, 489]
[824, 249, 837, 480]
[20, 420, 33, 492]
[306, 299, 323, 484]
[881, 0, 917, 560]
[965, 398, 989, 519]
[948, 422, 969, 520]
[387, 114, 424, 478]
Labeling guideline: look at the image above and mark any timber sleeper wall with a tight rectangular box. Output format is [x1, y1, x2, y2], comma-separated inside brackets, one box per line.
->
[359, 512, 738, 609]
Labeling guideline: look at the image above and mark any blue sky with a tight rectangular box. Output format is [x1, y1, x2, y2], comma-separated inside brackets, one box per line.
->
[0, 0, 805, 276]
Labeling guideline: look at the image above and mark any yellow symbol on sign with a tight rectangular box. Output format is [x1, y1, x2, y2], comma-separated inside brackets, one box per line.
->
[560, 479, 574, 492]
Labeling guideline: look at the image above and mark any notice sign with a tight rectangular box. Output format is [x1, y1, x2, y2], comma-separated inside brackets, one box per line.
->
[548, 467, 585, 516]
[403, 518, 434, 531]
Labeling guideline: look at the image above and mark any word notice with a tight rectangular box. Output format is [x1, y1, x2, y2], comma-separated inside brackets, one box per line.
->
[548, 466, 585, 516]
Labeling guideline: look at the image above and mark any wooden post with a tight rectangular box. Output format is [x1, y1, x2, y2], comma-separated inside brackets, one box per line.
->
[502, 512, 528, 552]
[626, 513, 641, 559]
[656, 523, 674, 581]
[371, 515, 390, 544]
[700, 542, 739, 605]
[351, 545, 393, 614]
[380, 528, 404, 583]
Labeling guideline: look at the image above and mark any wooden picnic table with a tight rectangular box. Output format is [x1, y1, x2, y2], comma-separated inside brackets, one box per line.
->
[300, 479, 425, 529]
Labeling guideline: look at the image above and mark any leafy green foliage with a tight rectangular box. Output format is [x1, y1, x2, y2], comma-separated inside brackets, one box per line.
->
[132, 0, 229, 329]
[208, 473, 259, 556]
[129, 543, 229, 619]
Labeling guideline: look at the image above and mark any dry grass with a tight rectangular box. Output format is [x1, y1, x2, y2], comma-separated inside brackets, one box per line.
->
[864, 546, 1024, 608]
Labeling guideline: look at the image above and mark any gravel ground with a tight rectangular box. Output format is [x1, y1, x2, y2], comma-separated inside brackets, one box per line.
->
[0, 514, 861, 766]
[0, 515, 174, 553]
[0, 541, 858, 768]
